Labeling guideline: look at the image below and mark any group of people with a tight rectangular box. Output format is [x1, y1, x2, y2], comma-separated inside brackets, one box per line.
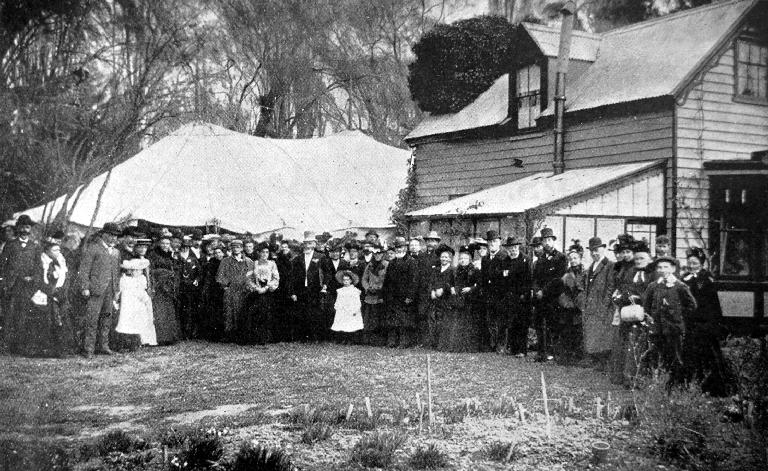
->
[0, 215, 729, 395]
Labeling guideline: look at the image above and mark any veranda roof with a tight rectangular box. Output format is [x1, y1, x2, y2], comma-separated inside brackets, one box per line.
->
[17, 123, 410, 234]
[406, 160, 663, 218]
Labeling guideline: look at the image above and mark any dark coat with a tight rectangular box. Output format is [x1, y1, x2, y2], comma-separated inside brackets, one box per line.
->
[77, 239, 121, 296]
[0, 238, 41, 298]
[643, 278, 697, 337]
[275, 253, 293, 296]
[177, 250, 202, 287]
[383, 256, 417, 302]
[288, 251, 324, 299]
[682, 270, 722, 326]
[532, 248, 568, 300]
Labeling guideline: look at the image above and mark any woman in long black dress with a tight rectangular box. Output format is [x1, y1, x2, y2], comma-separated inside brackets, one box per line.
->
[682, 247, 732, 396]
[200, 243, 225, 341]
[243, 242, 280, 344]
[148, 237, 181, 345]
[439, 245, 480, 352]
[26, 232, 76, 357]
[430, 244, 456, 351]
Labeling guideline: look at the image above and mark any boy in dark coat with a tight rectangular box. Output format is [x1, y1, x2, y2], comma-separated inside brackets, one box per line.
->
[643, 256, 697, 389]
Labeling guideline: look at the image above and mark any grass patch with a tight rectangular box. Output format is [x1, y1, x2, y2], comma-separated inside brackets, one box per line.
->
[350, 431, 407, 469]
[409, 443, 450, 469]
[229, 442, 294, 471]
[172, 430, 224, 470]
[484, 441, 517, 463]
[285, 404, 345, 427]
[300, 423, 333, 445]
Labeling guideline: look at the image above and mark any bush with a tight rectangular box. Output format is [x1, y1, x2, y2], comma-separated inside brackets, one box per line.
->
[350, 431, 407, 468]
[98, 430, 137, 456]
[228, 443, 294, 471]
[484, 441, 516, 463]
[285, 404, 345, 427]
[158, 426, 196, 449]
[300, 423, 333, 445]
[172, 430, 224, 470]
[409, 444, 449, 469]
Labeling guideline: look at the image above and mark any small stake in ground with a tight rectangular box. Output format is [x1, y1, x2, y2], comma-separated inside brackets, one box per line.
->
[541, 372, 552, 440]
[594, 397, 603, 418]
[365, 397, 373, 418]
[416, 392, 424, 434]
[346, 403, 354, 421]
[162, 445, 168, 470]
[518, 403, 527, 424]
[427, 354, 434, 427]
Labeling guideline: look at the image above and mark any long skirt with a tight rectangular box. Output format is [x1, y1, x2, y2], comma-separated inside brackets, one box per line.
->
[683, 322, 732, 396]
[223, 285, 248, 341]
[241, 292, 273, 344]
[23, 302, 76, 357]
[437, 304, 480, 353]
[200, 284, 224, 341]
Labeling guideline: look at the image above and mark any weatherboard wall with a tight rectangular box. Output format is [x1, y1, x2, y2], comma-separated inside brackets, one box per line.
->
[674, 40, 768, 260]
[412, 109, 674, 210]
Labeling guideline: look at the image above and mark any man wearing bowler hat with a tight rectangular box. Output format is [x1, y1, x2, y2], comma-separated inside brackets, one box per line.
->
[0, 214, 41, 353]
[77, 222, 122, 357]
[289, 231, 325, 342]
[582, 236, 616, 369]
[416, 231, 441, 345]
[502, 235, 532, 356]
[531, 227, 567, 362]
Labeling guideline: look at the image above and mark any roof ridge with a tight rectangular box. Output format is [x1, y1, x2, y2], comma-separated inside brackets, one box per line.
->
[521, 21, 602, 39]
[603, 0, 752, 37]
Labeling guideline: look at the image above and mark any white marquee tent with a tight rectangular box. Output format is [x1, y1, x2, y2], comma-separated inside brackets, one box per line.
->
[16, 123, 410, 237]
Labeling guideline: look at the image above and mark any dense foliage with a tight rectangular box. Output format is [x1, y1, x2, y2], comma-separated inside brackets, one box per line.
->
[408, 15, 520, 115]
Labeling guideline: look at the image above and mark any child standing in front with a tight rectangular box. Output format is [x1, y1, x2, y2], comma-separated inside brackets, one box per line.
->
[331, 270, 364, 343]
[115, 258, 157, 348]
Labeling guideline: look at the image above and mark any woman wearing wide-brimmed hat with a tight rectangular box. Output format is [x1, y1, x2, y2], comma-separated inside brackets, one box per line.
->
[115, 258, 156, 348]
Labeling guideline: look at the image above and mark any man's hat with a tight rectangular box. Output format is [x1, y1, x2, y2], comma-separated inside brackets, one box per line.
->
[335, 269, 359, 286]
[43, 230, 65, 247]
[655, 255, 677, 266]
[230, 239, 244, 247]
[15, 214, 37, 227]
[502, 236, 522, 247]
[303, 231, 317, 243]
[365, 230, 379, 238]
[528, 236, 542, 247]
[135, 238, 152, 246]
[101, 222, 122, 236]
[424, 230, 441, 241]
[458, 245, 472, 254]
[345, 240, 361, 251]
[121, 226, 141, 238]
[588, 237, 606, 250]
[655, 234, 671, 245]
[170, 229, 183, 240]
[472, 237, 488, 247]
[539, 227, 557, 240]
[181, 235, 193, 247]
[191, 229, 203, 241]
[202, 233, 221, 242]
[486, 230, 500, 241]
[436, 244, 455, 256]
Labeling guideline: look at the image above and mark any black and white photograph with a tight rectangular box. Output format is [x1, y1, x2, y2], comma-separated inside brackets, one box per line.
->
[0, 0, 767, 469]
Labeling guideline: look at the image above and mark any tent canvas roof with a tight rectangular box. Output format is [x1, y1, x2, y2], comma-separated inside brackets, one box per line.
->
[406, 161, 662, 218]
[18, 123, 410, 234]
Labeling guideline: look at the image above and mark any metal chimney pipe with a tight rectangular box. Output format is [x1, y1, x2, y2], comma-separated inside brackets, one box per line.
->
[553, 1, 576, 175]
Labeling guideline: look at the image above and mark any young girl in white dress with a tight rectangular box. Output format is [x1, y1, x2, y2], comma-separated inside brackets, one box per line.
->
[115, 258, 157, 346]
[331, 270, 363, 342]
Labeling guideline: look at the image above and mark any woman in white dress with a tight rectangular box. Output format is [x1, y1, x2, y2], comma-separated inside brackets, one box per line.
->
[115, 258, 157, 347]
[331, 270, 363, 343]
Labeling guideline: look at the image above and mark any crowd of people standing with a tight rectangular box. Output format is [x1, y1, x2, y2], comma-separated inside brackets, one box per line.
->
[0, 215, 730, 395]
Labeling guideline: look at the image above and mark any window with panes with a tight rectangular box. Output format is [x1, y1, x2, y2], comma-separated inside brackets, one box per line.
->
[516, 64, 541, 129]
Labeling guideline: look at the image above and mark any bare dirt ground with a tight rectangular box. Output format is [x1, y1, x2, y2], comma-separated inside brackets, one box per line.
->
[0, 341, 663, 470]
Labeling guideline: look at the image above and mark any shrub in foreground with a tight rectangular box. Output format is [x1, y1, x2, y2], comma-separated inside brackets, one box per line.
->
[172, 430, 224, 470]
[300, 423, 333, 445]
[350, 431, 406, 468]
[229, 443, 294, 471]
[98, 430, 137, 456]
[484, 441, 516, 463]
[409, 443, 450, 469]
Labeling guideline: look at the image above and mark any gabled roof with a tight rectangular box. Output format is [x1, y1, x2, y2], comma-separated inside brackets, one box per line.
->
[406, 0, 758, 140]
[406, 161, 663, 218]
[18, 123, 410, 233]
[405, 74, 509, 141]
[543, 0, 756, 115]
[523, 23, 600, 62]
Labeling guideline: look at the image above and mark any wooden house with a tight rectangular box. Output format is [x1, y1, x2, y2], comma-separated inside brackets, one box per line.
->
[404, 0, 768, 325]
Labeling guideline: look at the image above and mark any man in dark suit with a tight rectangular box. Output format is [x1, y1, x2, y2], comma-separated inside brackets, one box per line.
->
[482, 231, 523, 354]
[382, 239, 418, 347]
[0, 215, 41, 354]
[320, 239, 349, 340]
[289, 231, 325, 342]
[177, 235, 202, 339]
[532, 227, 568, 362]
[78, 222, 121, 357]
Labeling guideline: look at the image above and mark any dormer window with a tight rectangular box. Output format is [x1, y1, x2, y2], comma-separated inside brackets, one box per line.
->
[735, 38, 767, 102]
[516, 64, 541, 129]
